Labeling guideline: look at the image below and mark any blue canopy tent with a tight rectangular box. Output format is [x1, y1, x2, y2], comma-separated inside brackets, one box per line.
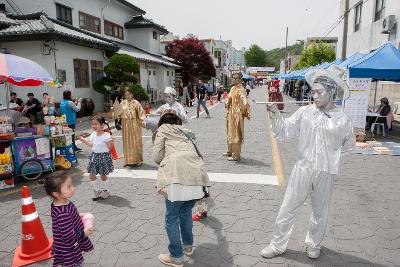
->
[349, 42, 400, 81]
[325, 58, 343, 69]
[338, 52, 366, 69]
[242, 73, 255, 81]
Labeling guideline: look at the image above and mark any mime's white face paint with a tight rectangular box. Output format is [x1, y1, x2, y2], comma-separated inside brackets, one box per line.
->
[311, 83, 333, 109]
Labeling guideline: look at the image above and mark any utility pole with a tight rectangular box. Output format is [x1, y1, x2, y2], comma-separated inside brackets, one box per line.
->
[341, 0, 349, 60]
[284, 26, 288, 73]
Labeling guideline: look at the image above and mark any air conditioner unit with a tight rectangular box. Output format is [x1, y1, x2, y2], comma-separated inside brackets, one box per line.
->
[382, 15, 396, 34]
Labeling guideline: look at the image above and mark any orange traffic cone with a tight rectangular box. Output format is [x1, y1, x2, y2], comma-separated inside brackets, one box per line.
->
[13, 186, 52, 267]
[223, 91, 228, 100]
[209, 96, 214, 106]
[110, 145, 120, 160]
[104, 128, 120, 160]
[145, 101, 150, 115]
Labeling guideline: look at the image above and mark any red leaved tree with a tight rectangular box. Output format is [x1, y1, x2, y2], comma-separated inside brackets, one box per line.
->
[166, 37, 216, 83]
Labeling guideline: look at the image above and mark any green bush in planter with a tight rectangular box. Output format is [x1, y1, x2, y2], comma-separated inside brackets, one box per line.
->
[93, 76, 116, 94]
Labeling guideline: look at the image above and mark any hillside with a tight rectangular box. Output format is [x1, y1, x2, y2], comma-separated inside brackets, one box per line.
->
[265, 42, 304, 69]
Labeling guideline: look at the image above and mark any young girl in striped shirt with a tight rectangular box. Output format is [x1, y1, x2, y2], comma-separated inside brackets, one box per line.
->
[44, 175, 93, 267]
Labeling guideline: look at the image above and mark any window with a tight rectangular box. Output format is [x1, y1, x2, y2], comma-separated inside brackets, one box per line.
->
[153, 70, 156, 75]
[56, 4, 72, 25]
[73, 59, 89, 88]
[153, 31, 157, 40]
[374, 0, 385, 21]
[104, 20, 124, 39]
[79, 11, 100, 33]
[167, 71, 169, 76]
[57, 69, 66, 83]
[172, 71, 174, 76]
[90, 60, 103, 85]
[148, 70, 151, 76]
[354, 2, 362, 32]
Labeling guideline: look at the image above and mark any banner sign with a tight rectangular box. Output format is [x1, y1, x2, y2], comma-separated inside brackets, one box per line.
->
[344, 78, 372, 129]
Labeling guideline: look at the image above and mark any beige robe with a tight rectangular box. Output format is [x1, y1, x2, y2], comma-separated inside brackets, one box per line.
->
[115, 99, 145, 165]
[226, 84, 250, 158]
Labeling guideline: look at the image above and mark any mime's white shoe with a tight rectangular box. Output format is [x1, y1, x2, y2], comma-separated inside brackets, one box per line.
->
[261, 245, 285, 258]
[306, 246, 320, 259]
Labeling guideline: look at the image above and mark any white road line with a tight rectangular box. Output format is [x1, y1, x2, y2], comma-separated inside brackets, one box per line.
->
[83, 169, 279, 186]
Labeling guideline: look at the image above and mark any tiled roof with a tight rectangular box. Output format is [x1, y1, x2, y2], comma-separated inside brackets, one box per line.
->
[0, 13, 118, 52]
[0, 12, 17, 26]
[118, 43, 179, 68]
[125, 15, 168, 34]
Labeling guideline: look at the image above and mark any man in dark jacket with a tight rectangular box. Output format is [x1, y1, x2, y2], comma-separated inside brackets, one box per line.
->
[196, 80, 210, 118]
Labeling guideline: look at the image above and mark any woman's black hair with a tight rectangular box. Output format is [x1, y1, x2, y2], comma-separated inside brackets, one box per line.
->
[158, 113, 182, 127]
[63, 90, 72, 101]
[91, 116, 106, 125]
[44, 173, 70, 197]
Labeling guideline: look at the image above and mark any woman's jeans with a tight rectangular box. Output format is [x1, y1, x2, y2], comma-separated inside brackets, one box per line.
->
[197, 98, 210, 117]
[68, 124, 79, 150]
[165, 199, 196, 261]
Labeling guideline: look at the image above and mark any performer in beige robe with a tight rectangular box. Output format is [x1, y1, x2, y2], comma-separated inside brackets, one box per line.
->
[114, 88, 146, 166]
[223, 72, 250, 161]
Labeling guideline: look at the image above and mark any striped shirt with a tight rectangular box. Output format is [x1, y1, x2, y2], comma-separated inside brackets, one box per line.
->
[51, 202, 93, 267]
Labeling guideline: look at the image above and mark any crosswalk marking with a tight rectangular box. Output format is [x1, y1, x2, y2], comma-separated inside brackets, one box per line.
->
[83, 169, 279, 185]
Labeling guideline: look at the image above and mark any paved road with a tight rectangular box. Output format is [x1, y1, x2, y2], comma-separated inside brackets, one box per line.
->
[1, 86, 400, 266]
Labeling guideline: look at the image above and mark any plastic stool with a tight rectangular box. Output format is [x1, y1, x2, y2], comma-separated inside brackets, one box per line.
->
[55, 144, 78, 165]
[371, 123, 386, 137]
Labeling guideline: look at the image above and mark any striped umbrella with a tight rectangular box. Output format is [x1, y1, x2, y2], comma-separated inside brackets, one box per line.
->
[0, 53, 55, 86]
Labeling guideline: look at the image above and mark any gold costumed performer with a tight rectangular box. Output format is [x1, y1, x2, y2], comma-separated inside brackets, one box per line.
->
[113, 87, 146, 167]
[223, 72, 250, 161]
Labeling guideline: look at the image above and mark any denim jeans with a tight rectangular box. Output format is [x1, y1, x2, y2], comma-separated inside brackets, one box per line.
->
[197, 98, 209, 117]
[68, 124, 79, 150]
[165, 199, 196, 261]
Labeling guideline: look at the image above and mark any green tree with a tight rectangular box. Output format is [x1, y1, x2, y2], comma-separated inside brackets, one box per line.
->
[294, 42, 336, 70]
[244, 45, 267, 67]
[104, 54, 140, 83]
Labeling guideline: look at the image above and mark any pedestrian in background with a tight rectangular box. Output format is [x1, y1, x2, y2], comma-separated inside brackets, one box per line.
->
[60, 90, 82, 151]
[178, 81, 184, 101]
[181, 83, 191, 107]
[79, 116, 114, 201]
[44, 174, 94, 267]
[196, 80, 210, 118]
[153, 109, 210, 267]
[111, 83, 122, 130]
[206, 81, 213, 99]
[246, 82, 251, 97]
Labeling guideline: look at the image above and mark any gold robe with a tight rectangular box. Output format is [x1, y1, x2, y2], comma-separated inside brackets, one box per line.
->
[115, 99, 145, 165]
[226, 84, 250, 145]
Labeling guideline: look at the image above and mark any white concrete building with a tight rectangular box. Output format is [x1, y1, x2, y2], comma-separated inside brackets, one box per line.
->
[337, 0, 399, 56]
[0, 0, 178, 111]
[337, 0, 400, 108]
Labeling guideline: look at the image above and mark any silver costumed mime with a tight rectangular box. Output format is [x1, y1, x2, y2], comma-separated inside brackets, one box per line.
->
[269, 104, 355, 252]
[262, 65, 356, 258]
